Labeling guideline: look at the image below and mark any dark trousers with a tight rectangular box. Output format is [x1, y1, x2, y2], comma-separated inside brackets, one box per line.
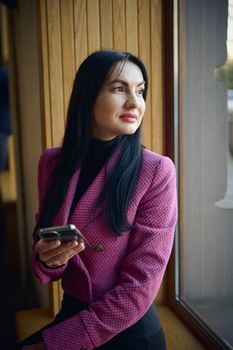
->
[17, 294, 166, 350]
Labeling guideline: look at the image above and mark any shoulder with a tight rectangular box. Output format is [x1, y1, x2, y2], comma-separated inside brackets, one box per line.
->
[38, 147, 61, 170]
[134, 149, 176, 202]
[136, 149, 177, 222]
[39, 147, 61, 162]
[38, 147, 61, 184]
[141, 148, 176, 182]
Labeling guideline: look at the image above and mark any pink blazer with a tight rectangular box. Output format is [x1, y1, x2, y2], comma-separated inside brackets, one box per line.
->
[31, 147, 177, 350]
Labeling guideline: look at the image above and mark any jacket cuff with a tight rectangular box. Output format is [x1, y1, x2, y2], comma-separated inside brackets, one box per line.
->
[31, 249, 67, 284]
[42, 314, 93, 350]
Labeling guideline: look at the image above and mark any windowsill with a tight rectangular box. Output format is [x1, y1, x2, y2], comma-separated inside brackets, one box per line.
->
[15, 306, 53, 342]
[157, 305, 206, 349]
[15, 305, 206, 349]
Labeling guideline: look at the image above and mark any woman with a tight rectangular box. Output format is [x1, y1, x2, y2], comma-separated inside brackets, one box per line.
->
[20, 50, 177, 350]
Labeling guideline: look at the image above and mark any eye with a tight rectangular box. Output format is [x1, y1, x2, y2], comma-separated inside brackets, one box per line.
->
[137, 88, 145, 96]
[113, 86, 126, 93]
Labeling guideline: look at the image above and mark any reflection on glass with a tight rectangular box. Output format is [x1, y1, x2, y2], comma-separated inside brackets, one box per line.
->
[177, 0, 233, 348]
[215, 0, 233, 209]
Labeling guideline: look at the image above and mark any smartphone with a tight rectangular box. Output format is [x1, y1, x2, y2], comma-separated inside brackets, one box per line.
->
[37, 224, 91, 247]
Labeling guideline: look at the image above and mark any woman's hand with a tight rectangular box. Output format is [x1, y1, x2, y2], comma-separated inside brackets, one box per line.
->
[22, 342, 46, 350]
[35, 238, 85, 267]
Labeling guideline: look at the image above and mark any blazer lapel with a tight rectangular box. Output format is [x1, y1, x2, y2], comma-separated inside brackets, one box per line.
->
[69, 165, 106, 230]
[53, 147, 121, 230]
[52, 167, 81, 226]
[74, 147, 121, 230]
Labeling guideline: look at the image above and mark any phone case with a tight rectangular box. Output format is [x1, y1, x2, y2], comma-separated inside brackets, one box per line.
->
[38, 224, 91, 247]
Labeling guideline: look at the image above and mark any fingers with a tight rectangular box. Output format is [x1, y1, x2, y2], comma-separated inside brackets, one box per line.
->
[39, 240, 79, 262]
[35, 239, 85, 267]
[44, 242, 85, 266]
[36, 238, 61, 253]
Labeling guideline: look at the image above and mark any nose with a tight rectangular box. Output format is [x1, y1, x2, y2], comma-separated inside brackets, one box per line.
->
[125, 92, 139, 109]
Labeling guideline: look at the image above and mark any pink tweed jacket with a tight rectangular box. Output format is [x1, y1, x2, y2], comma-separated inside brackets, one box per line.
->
[31, 146, 177, 350]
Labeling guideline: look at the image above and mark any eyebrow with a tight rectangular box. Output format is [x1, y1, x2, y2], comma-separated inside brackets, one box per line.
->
[108, 79, 145, 87]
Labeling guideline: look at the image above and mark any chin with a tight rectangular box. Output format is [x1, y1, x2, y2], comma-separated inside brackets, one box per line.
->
[124, 127, 138, 135]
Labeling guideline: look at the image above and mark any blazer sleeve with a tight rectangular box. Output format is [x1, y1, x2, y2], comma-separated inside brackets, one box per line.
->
[31, 148, 68, 283]
[42, 155, 178, 350]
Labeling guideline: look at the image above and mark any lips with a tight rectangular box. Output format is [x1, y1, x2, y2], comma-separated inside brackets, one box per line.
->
[119, 113, 138, 122]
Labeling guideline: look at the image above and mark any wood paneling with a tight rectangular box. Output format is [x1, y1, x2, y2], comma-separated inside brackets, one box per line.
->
[125, 0, 138, 55]
[74, 0, 88, 70]
[0, 4, 9, 63]
[138, 0, 152, 149]
[100, 0, 113, 49]
[151, 0, 164, 154]
[47, 0, 64, 146]
[113, 0, 126, 51]
[39, 0, 52, 148]
[87, 0, 100, 52]
[60, 0, 76, 119]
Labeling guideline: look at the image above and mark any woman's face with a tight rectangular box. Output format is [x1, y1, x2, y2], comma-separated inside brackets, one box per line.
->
[91, 61, 146, 140]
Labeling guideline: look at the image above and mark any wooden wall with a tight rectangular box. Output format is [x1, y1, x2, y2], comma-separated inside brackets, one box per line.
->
[38, 0, 164, 154]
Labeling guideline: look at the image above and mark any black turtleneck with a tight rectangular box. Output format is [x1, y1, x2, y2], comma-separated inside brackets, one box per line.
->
[68, 137, 119, 220]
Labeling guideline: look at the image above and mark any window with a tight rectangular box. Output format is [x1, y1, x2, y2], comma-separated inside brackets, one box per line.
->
[168, 1, 233, 349]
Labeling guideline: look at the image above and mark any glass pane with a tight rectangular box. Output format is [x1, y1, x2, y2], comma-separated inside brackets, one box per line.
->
[177, 0, 233, 347]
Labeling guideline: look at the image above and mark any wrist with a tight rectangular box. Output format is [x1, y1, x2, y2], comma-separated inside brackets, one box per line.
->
[38, 255, 65, 269]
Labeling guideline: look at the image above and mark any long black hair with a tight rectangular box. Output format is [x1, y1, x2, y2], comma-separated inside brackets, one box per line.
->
[35, 50, 148, 237]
